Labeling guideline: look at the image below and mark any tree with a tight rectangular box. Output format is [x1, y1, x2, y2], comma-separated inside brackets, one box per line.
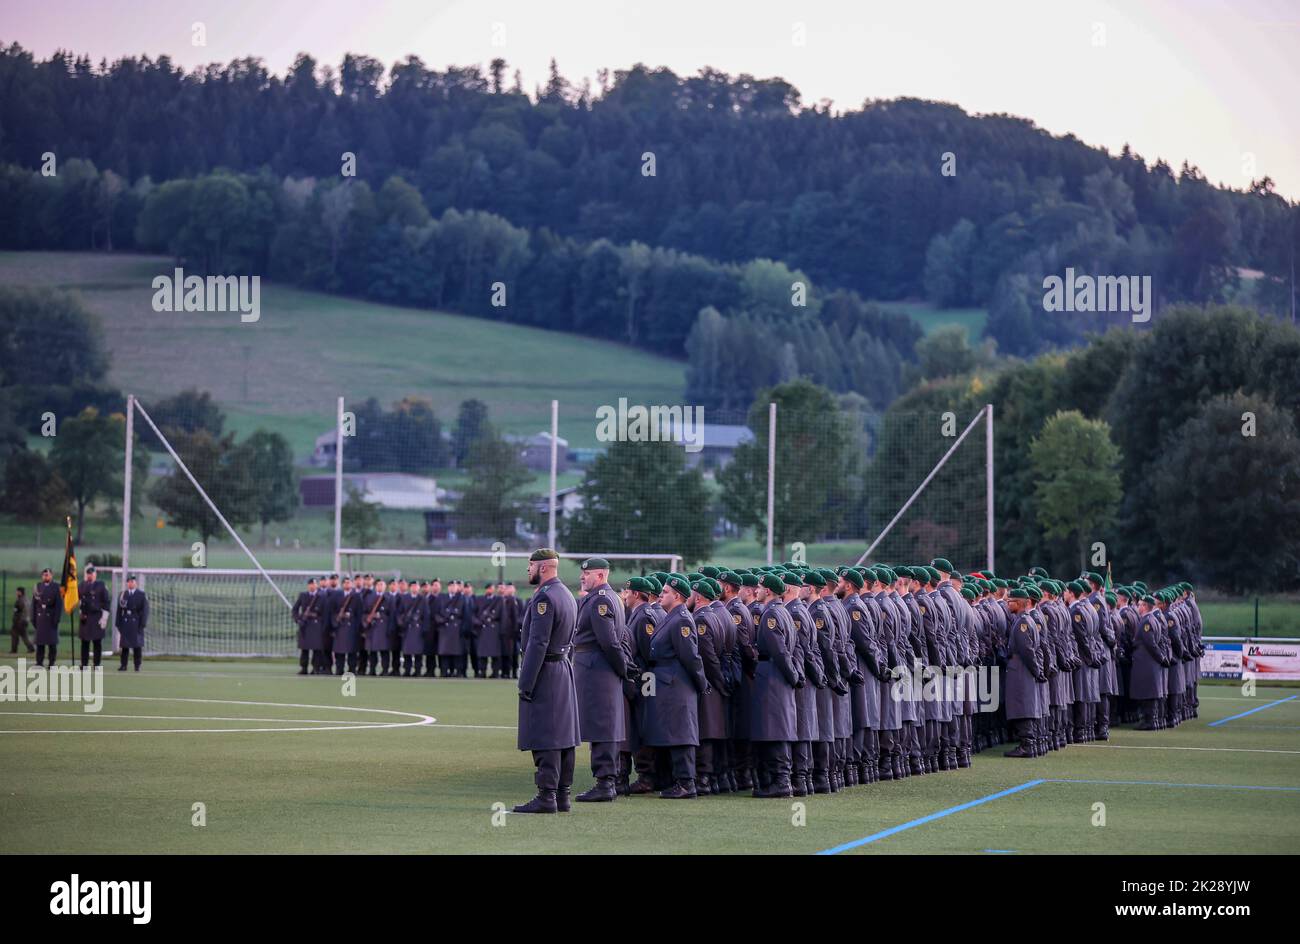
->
[149, 430, 257, 548]
[0, 285, 109, 389]
[48, 407, 125, 541]
[456, 435, 534, 539]
[1, 447, 70, 543]
[1030, 410, 1123, 571]
[341, 483, 382, 548]
[915, 324, 977, 381]
[563, 440, 713, 566]
[453, 399, 492, 467]
[718, 379, 855, 554]
[148, 388, 225, 438]
[1149, 394, 1300, 593]
[235, 430, 298, 543]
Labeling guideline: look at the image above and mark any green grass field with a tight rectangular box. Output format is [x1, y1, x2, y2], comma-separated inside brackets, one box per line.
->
[0, 251, 687, 452]
[1, 657, 1296, 854]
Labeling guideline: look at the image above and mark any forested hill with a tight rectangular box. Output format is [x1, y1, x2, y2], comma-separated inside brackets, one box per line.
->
[1, 43, 1294, 359]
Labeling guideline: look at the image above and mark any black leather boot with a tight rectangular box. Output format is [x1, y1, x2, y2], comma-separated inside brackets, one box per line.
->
[512, 790, 557, 814]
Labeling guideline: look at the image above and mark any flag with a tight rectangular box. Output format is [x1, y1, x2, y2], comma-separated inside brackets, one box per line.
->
[60, 517, 79, 614]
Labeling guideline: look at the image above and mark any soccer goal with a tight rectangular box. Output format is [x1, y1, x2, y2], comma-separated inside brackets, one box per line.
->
[855, 404, 994, 573]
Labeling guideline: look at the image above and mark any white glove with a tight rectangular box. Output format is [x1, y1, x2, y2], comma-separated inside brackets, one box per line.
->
[99, 611, 109, 630]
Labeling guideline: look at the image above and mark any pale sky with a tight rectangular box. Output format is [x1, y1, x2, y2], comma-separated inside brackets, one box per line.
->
[7, 0, 1298, 198]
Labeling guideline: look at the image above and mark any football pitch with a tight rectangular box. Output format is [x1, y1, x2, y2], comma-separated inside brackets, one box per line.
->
[1, 658, 1297, 855]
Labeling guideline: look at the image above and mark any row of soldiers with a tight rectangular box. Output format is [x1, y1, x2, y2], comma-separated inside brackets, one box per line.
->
[511, 550, 1204, 811]
[291, 575, 524, 678]
[21, 565, 145, 670]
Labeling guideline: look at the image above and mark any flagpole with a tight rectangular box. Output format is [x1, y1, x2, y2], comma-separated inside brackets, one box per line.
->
[66, 516, 73, 668]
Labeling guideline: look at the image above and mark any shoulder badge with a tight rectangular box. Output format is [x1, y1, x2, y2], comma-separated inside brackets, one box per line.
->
[732, 614, 741, 625]
[793, 619, 802, 630]
[1019, 625, 1027, 633]
[697, 624, 706, 635]
[645, 622, 655, 635]
[680, 625, 691, 638]
[536, 601, 547, 615]
[1074, 614, 1081, 622]
[852, 610, 861, 621]
[815, 618, 824, 629]
[1143, 626, 1150, 633]
[597, 603, 608, 616]
[766, 617, 776, 629]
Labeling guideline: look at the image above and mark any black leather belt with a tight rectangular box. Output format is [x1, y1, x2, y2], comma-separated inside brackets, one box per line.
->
[574, 643, 598, 653]
[544, 651, 569, 662]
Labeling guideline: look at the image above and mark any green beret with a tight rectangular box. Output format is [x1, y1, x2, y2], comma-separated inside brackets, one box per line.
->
[1029, 566, 1049, 578]
[926, 566, 942, 583]
[662, 574, 693, 599]
[949, 569, 964, 580]
[894, 565, 913, 580]
[691, 580, 717, 601]
[1134, 581, 1147, 592]
[817, 568, 839, 584]
[1067, 580, 1085, 595]
[580, 557, 611, 570]
[1104, 592, 1117, 606]
[529, 547, 560, 562]
[960, 587, 976, 601]
[878, 567, 897, 583]
[741, 573, 760, 588]
[781, 571, 804, 587]
[802, 570, 826, 588]
[842, 569, 865, 589]
[687, 572, 705, 582]
[718, 571, 742, 588]
[1024, 584, 1042, 601]
[931, 558, 954, 573]
[1141, 594, 1156, 605]
[1084, 572, 1102, 585]
[1008, 588, 1031, 600]
[626, 576, 655, 594]
[760, 573, 786, 594]
[700, 565, 720, 579]
[707, 577, 722, 598]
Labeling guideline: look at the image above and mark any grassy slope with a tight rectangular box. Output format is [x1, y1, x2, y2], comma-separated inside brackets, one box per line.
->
[0, 251, 686, 453]
[0, 659, 1295, 854]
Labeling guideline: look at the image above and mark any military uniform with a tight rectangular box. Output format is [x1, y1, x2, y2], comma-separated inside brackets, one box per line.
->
[77, 571, 110, 667]
[115, 584, 149, 671]
[752, 598, 799, 796]
[573, 578, 629, 800]
[331, 586, 361, 674]
[516, 574, 581, 809]
[397, 589, 428, 676]
[639, 598, 709, 797]
[292, 585, 327, 674]
[1000, 605, 1043, 756]
[32, 578, 62, 665]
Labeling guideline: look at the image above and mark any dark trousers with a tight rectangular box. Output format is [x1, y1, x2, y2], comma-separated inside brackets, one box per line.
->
[666, 745, 696, 785]
[299, 648, 311, 671]
[793, 740, 811, 778]
[334, 651, 359, 674]
[499, 637, 518, 677]
[812, 741, 832, 784]
[756, 741, 792, 788]
[423, 650, 437, 675]
[80, 639, 102, 667]
[589, 741, 618, 780]
[36, 644, 57, 666]
[119, 646, 142, 669]
[402, 653, 425, 675]
[532, 747, 576, 791]
[10, 624, 34, 652]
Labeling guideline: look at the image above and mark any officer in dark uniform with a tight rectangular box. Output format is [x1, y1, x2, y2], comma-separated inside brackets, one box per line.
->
[690, 579, 730, 795]
[721, 571, 757, 790]
[513, 549, 581, 814]
[572, 558, 631, 802]
[625, 575, 661, 795]
[292, 577, 326, 674]
[32, 569, 62, 666]
[639, 573, 709, 799]
[331, 576, 361, 675]
[498, 583, 523, 679]
[11, 585, 33, 655]
[1000, 588, 1044, 756]
[78, 564, 110, 668]
[422, 578, 443, 677]
[753, 572, 800, 797]
[115, 574, 149, 671]
[398, 580, 428, 676]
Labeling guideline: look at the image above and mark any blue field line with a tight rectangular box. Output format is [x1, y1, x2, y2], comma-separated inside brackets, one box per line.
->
[814, 779, 1045, 855]
[1208, 694, 1299, 727]
[982, 849, 1017, 854]
[816, 777, 1300, 855]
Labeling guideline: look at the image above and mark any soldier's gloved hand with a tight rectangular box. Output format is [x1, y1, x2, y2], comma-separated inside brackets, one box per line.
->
[518, 690, 534, 702]
[833, 683, 850, 696]
[849, 670, 865, 685]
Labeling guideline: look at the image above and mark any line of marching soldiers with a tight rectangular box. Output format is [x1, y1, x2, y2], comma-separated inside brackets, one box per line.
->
[510, 551, 1205, 811]
[291, 574, 523, 678]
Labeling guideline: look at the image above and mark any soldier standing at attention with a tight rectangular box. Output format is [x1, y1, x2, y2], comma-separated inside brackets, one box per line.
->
[78, 564, 110, 668]
[115, 574, 149, 671]
[571, 558, 630, 802]
[639, 574, 710, 800]
[499, 582, 523, 678]
[689, 579, 730, 795]
[422, 578, 443, 677]
[753, 572, 800, 797]
[33, 569, 62, 666]
[10, 586, 34, 655]
[513, 549, 581, 814]
[399, 580, 428, 677]
[331, 576, 361, 675]
[292, 577, 322, 675]
[1000, 588, 1044, 757]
